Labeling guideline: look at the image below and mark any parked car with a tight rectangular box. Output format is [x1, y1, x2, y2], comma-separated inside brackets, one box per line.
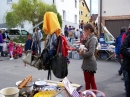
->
[0, 28, 30, 39]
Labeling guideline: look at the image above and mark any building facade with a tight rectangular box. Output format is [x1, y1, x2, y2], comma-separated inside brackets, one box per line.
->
[79, 0, 90, 24]
[55, 0, 79, 32]
[0, 0, 79, 33]
[98, 0, 130, 37]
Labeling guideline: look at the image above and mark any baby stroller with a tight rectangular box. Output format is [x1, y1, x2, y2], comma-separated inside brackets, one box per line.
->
[1, 42, 8, 57]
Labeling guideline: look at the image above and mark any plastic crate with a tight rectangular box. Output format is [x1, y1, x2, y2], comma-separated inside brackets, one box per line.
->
[100, 53, 108, 59]
[72, 51, 83, 59]
[68, 51, 72, 58]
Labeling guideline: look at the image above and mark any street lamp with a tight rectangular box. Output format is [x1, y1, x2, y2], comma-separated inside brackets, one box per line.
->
[90, 0, 92, 17]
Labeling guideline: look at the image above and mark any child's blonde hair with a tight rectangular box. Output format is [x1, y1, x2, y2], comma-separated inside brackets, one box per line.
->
[10, 39, 13, 42]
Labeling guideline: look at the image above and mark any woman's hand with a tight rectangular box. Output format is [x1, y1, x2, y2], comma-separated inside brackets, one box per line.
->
[83, 33, 88, 40]
[78, 51, 83, 55]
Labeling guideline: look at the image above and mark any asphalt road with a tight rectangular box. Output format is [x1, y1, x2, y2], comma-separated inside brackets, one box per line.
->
[0, 56, 125, 97]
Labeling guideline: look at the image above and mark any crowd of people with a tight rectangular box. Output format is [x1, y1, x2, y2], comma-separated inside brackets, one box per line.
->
[0, 28, 43, 62]
[64, 25, 81, 45]
[0, 29, 23, 60]
[2, 20, 130, 96]
[64, 21, 130, 97]
[115, 24, 130, 97]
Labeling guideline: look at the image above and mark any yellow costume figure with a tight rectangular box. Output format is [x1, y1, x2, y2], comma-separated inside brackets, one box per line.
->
[42, 12, 61, 36]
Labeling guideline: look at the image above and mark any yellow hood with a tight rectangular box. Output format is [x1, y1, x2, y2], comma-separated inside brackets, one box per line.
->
[42, 12, 61, 36]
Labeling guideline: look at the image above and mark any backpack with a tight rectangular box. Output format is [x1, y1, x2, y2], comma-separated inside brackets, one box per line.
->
[68, 31, 73, 36]
[41, 35, 52, 70]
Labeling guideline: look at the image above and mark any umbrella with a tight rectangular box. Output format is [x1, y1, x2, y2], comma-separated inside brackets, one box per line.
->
[102, 24, 115, 44]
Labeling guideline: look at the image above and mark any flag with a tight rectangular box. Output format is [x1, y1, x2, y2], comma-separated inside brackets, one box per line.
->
[63, 77, 80, 97]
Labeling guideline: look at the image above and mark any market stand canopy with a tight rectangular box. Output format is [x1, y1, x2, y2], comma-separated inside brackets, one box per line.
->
[42, 12, 61, 36]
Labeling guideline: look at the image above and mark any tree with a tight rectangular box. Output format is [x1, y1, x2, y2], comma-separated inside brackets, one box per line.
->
[5, 0, 62, 28]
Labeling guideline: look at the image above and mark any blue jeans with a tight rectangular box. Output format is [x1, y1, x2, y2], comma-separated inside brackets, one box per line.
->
[117, 55, 123, 74]
[123, 70, 130, 97]
[35, 41, 41, 54]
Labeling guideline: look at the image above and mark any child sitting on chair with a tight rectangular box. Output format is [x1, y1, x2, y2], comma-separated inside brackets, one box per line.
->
[13, 44, 23, 59]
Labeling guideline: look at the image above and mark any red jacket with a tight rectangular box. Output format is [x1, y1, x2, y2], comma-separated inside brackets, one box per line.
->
[61, 35, 68, 57]
[16, 46, 23, 54]
[120, 32, 128, 58]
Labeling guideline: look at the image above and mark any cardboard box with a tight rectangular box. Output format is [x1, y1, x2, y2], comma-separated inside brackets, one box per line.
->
[68, 51, 72, 58]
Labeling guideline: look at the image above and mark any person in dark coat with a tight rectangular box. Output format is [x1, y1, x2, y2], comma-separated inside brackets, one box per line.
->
[115, 27, 125, 75]
[24, 35, 36, 67]
[25, 35, 36, 54]
[2, 30, 10, 41]
[64, 25, 68, 38]
[120, 33, 130, 97]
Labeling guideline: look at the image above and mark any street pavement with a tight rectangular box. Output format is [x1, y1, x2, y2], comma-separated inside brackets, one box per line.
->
[0, 56, 125, 97]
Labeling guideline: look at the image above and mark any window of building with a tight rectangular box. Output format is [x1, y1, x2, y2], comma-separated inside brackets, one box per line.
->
[7, 0, 12, 4]
[81, 11, 83, 15]
[75, 15, 77, 23]
[63, 10, 66, 20]
[82, 2, 84, 7]
[75, 0, 77, 8]
[85, 14, 88, 17]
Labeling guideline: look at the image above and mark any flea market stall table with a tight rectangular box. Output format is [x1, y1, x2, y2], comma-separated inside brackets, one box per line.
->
[96, 44, 117, 61]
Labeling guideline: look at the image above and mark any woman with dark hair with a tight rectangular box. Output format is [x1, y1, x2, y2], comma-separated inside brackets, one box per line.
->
[2, 30, 10, 41]
[79, 23, 98, 90]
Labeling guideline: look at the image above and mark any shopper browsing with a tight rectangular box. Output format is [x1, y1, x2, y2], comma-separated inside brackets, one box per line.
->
[78, 23, 98, 90]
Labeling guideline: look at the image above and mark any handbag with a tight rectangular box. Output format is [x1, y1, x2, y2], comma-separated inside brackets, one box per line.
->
[51, 36, 68, 79]
[31, 55, 43, 70]
[41, 48, 51, 70]
[22, 41, 34, 65]
[22, 50, 32, 65]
